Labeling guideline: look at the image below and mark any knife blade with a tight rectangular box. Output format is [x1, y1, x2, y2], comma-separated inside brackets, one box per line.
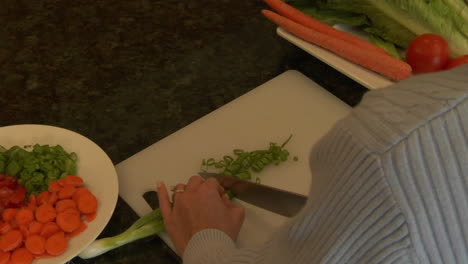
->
[198, 172, 307, 217]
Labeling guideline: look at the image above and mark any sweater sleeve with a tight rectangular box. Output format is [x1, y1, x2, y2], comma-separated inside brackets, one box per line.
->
[182, 65, 468, 264]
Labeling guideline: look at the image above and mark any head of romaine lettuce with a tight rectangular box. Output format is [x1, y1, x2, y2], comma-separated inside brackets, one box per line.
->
[290, 0, 468, 57]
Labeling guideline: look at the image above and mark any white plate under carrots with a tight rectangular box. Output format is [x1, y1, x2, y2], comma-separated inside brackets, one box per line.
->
[0, 124, 119, 264]
[277, 26, 397, 90]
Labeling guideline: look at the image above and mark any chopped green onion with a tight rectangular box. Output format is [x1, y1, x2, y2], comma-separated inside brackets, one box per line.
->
[202, 135, 297, 183]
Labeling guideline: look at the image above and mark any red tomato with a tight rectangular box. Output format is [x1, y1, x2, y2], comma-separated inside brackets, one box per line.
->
[406, 34, 450, 74]
[445, 55, 468, 70]
[0, 176, 26, 209]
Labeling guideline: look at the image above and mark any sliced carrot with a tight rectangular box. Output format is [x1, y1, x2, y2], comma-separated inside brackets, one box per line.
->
[55, 199, 77, 213]
[85, 212, 97, 222]
[58, 185, 76, 200]
[263, 0, 387, 55]
[45, 232, 67, 256]
[0, 222, 12, 234]
[15, 208, 34, 226]
[39, 222, 59, 238]
[28, 221, 43, 235]
[25, 235, 46, 255]
[36, 192, 50, 205]
[48, 181, 61, 193]
[56, 178, 67, 187]
[27, 195, 36, 206]
[63, 208, 80, 216]
[262, 10, 412, 81]
[10, 247, 33, 264]
[69, 222, 87, 238]
[72, 187, 91, 203]
[33, 253, 52, 259]
[2, 209, 18, 223]
[56, 211, 81, 233]
[77, 193, 97, 214]
[19, 225, 29, 238]
[0, 251, 9, 264]
[62, 176, 83, 187]
[48, 192, 58, 205]
[27, 195, 36, 211]
[35, 204, 56, 224]
[0, 230, 23, 251]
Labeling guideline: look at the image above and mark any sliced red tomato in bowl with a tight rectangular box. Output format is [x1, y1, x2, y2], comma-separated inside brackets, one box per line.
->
[406, 34, 450, 74]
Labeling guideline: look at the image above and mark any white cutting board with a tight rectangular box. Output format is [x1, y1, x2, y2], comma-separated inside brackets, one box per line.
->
[115, 70, 351, 252]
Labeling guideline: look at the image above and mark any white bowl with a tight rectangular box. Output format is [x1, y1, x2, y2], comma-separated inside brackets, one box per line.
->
[0, 124, 119, 264]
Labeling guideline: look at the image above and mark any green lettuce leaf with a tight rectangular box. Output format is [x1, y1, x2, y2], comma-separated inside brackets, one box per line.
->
[367, 34, 402, 60]
[287, 0, 369, 26]
[316, 0, 468, 56]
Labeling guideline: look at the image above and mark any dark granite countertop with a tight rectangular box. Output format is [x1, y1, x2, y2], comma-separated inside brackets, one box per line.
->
[0, 0, 367, 263]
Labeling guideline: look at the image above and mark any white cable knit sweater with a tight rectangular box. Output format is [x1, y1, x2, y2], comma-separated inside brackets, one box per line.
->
[183, 65, 468, 264]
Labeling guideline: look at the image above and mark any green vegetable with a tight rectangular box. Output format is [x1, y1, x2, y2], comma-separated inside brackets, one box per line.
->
[367, 34, 402, 60]
[288, 0, 468, 56]
[79, 209, 165, 259]
[201, 135, 295, 181]
[287, 0, 369, 26]
[0, 144, 78, 194]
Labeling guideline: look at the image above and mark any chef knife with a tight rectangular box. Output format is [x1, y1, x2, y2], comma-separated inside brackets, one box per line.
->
[198, 172, 307, 217]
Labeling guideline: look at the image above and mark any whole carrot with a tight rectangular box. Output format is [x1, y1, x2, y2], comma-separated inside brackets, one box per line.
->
[264, 0, 388, 55]
[262, 10, 412, 81]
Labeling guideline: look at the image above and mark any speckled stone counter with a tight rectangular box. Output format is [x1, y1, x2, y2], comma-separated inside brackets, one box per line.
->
[0, 0, 367, 263]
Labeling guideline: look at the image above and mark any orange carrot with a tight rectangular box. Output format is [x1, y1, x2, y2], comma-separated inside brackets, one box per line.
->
[0, 230, 23, 251]
[56, 211, 81, 233]
[55, 199, 77, 213]
[2, 209, 18, 223]
[0, 251, 9, 264]
[77, 193, 97, 214]
[28, 221, 43, 235]
[45, 232, 67, 256]
[15, 208, 34, 226]
[0, 222, 12, 234]
[33, 253, 52, 259]
[19, 225, 29, 238]
[27, 195, 36, 211]
[58, 185, 76, 200]
[63, 176, 84, 187]
[262, 10, 412, 81]
[36, 192, 50, 205]
[85, 212, 97, 222]
[63, 208, 80, 216]
[56, 178, 67, 187]
[69, 222, 87, 238]
[48, 192, 58, 205]
[10, 247, 33, 264]
[264, 0, 387, 55]
[35, 204, 56, 224]
[25, 235, 46, 255]
[48, 182, 61, 193]
[40, 222, 59, 239]
[72, 187, 91, 203]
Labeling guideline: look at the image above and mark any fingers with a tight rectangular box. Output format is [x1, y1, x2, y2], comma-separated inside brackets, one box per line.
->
[172, 183, 186, 202]
[205, 178, 225, 195]
[156, 181, 172, 223]
[222, 193, 238, 208]
[185, 175, 204, 191]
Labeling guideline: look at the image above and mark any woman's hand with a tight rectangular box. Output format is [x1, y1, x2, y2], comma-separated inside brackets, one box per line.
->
[157, 176, 245, 255]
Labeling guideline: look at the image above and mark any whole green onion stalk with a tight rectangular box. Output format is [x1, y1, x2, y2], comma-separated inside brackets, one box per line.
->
[79, 209, 165, 259]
